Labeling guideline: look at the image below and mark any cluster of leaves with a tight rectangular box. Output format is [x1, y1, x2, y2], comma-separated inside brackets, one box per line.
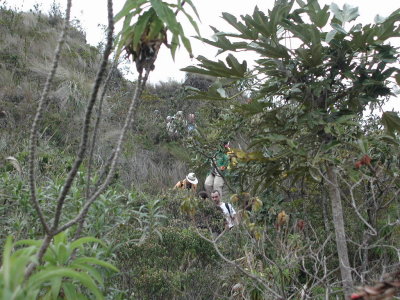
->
[115, 0, 200, 73]
[185, 0, 400, 190]
[0, 232, 117, 299]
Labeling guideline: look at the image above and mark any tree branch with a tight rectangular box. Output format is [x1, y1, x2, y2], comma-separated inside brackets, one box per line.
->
[55, 68, 152, 235]
[51, 0, 115, 232]
[28, 0, 72, 236]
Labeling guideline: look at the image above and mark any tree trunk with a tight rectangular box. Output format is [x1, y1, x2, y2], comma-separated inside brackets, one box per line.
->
[326, 164, 353, 296]
[321, 183, 331, 234]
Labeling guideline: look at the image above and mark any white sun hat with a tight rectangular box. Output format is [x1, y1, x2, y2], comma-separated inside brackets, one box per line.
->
[186, 172, 198, 184]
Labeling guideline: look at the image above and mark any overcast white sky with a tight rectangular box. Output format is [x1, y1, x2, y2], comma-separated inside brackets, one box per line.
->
[10, 0, 400, 111]
[11, 0, 399, 80]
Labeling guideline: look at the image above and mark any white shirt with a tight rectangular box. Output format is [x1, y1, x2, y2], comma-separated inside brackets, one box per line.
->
[219, 202, 237, 229]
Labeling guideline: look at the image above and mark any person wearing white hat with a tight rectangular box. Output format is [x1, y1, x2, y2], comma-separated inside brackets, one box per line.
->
[174, 172, 198, 192]
[166, 115, 175, 136]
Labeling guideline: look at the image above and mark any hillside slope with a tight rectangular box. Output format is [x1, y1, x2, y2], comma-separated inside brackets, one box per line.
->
[0, 6, 192, 192]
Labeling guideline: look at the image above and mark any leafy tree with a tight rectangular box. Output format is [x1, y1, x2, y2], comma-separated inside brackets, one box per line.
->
[183, 0, 400, 296]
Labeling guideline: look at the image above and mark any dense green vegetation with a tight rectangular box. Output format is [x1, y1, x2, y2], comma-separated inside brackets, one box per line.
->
[0, 0, 399, 299]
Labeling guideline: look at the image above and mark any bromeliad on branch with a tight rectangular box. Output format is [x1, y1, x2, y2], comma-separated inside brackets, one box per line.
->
[121, 8, 167, 73]
[115, 0, 200, 74]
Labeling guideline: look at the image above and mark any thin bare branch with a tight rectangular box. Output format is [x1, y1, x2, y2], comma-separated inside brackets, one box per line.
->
[74, 61, 118, 240]
[195, 228, 283, 299]
[55, 69, 150, 235]
[51, 0, 115, 232]
[28, 0, 72, 236]
[345, 176, 378, 236]
[85, 60, 118, 200]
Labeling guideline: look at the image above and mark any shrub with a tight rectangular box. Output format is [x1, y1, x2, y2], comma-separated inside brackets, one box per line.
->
[112, 226, 223, 299]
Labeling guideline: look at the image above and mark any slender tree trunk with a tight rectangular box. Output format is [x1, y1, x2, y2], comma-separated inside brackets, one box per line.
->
[361, 231, 371, 283]
[326, 164, 353, 296]
[361, 182, 377, 282]
[321, 183, 331, 234]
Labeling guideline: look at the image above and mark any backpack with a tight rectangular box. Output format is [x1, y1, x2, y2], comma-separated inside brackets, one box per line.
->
[225, 203, 232, 217]
[224, 202, 238, 226]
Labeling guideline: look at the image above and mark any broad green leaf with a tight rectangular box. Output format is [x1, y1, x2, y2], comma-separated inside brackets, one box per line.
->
[70, 237, 105, 251]
[15, 239, 42, 247]
[296, 0, 306, 8]
[62, 282, 79, 299]
[53, 231, 66, 246]
[395, 73, 400, 85]
[181, 8, 201, 37]
[283, 22, 315, 45]
[379, 135, 400, 146]
[222, 13, 257, 39]
[114, 12, 135, 58]
[147, 16, 164, 40]
[9, 250, 33, 289]
[73, 257, 119, 272]
[184, 89, 229, 101]
[349, 23, 362, 33]
[374, 14, 387, 24]
[382, 111, 400, 136]
[250, 6, 272, 37]
[182, 55, 245, 79]
[50, 277, 62, 299]
[330, 3, 359, 25]
[306, 1, 330, 28]
[150, 0, 179, 34]
[198, 31, 248, 55]
[57, 244, 68, 265]
[114, 0, 147, 23]
[310, 43, 323, 66]
[341, 4, 359, 23]
[249, 41, 290, 59]
[2, 236, 13, 288]
[28, 268, 103, 300]
[178, 23, 193, 57]
[183, 0, 200, 20]
[335, 114, 356, 124]
[114, 1, 136, 23]
[329, 3, 342, 23]
[226, 54, 247, 75]
[43, 250, 57, 265]
[71, 263, 104, 286]
[170, 33, 179, 60]
[132, 10, 155, 47]
[357, 139, 368, 154]
[331, 23, 347, 34]
[325, 29, 337, 43]
[321, 140, 340, 151]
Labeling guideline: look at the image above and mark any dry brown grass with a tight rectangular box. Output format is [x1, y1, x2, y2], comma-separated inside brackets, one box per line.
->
[118, 148, 187, 193]
[0, 7, 193, 195]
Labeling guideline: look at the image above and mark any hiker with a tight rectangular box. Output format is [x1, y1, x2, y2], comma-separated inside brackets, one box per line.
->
[204, 141, 230, 198]
[175, 110, 185, 123]
[211, 190, 237, 229]
[174, 172, 198, 192]
[173, 110, 187, 137]
[187, 113, 196, 133]
[198, 191, 209, 200]
[166, 116, 175, 136]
